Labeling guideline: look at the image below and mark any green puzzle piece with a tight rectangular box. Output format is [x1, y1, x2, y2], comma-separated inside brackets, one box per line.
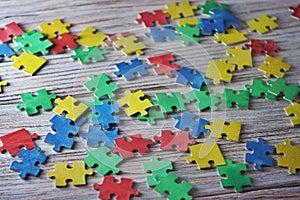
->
[71, 46, 107, 63]
[175, 24, 200, 46]
[217, 88, 249, 109]
[198, 0, 230, 15]
[217, 159, 251, 193]
[137, 103, 165, 124]
[245, 78, 277, 100]
[152, 92, 190, 113]
[267, 78, 300, 102]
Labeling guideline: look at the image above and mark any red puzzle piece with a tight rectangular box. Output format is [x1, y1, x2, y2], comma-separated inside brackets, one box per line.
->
[136, 10, 170, 27]
[245, 39, 281, 56]
[147, 53, 180, 77]
[50, 33, 78, 54]
[111, 134, 153, 158]
[290, 4, 300, 20]
[0, 22, 24, 43]
[94, 176, 139, 200]
[0, 128, 38, 156]
[154, 130, 196, 151]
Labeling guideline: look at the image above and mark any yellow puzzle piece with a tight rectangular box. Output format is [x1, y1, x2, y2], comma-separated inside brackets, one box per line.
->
[53, 95, 88, 121]
[163, 1, 197, 19]
[226, 45, 252, 70]
[48, 161, 93, 187]
[275, 140, 300, 174]
[118, 90, 152, 116]
[76, 26, 107, 47]
[258, 56, 291, 78]
[11, 52, 47, 75]
[206, 58, 235, 84]
[0, 80, 7, 93]
[285, 101, 300, 126]
[177, 18, 200, 26]
[186, 141, 226, 169]
[214, 29, 248, 46]
[113, 34, 146, 56]
[39, 18, 71, 39]
[247, 14, 278, 35]
[205, 119, 242, 141]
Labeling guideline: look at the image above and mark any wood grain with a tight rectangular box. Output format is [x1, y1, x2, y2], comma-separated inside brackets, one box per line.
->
[1, 0, 300, 199]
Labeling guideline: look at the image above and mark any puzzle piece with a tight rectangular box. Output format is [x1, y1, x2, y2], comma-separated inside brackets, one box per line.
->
[113, 34, 146, 56]
[105, 32, 132, 48]
[0, 43, 15, 60]
[177, 18, 200, 26]
[143, 156, 173, 187]
[84, 146, 123, 175]
[217, 88, 249, 109]
[172, 66, 209, 89]
[209, 9, 239, 29]
[285, 101, 300, 126]
[39, 19, 71, 38]
[0, 128, 38, 156]
[50, 33, 78, 54]
[186, 87, 220, 111]
[217, 159, 251, 193]
[147, 53, 180, 77]
[94, 176, 139, 200]
[226, 45, 252, 70]
[80, 126, 121, 148]
[214, 28, 247, 46]
[206, 58, 235, 84]
[175, 24, 200, 45]
[53, 95, 88, 121]
[114, 58, 150, 80]
[198, 0, 229, 15]
[173, 111, 209, 138]
[197, 18, 225, 35]
[289, 4, 300, 20]
[76, 26, 107, 47]
[244, 39, 281, 56]
[247, 14, 278, 34]
[245, 78, 277, 100]
[118, 90, 152, 116]
[275, 140, 300, 174]
[10, 146, 47, 179]
[163, 1, 197, 19]
[0, 22, 24, 43]
[154, 172, 193, 200]
[11, 52, 47, 75]
[44, 115, 79, 152]
[205, 119, 242, 141]
[0, 79, 8, 93]
[152, 92, 190, 113]
[258, 56, 291, 78]
[145, 26, 176, 42]
[111, 134, 153, 159]
[71, 46, 107, 63]
[154, 130, 196, 151]
[246, 138, 274, 170]
[267, 78, 300, 102]
[48, 161, 93, 187]
[137, 104, 165, 125]
[136, 10, 170, 27]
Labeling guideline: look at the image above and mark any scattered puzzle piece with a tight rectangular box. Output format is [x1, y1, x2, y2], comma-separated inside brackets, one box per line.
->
[217, 88, 249, 109]
[226, 45, 252, 70]
[39, 19, 71, 39]
[205, 119, 242, 141]
[0, 79, 8, 93]
[137, 104, 165, 125]
[163, 1, 197, 19]
[285, 101, 300, 126]
[0, 43, 15, 60]
[76, 26, 107, 47]
[214, 28, 247, 46]
[152, 92, 190, 113]
[175, 24, 200, 45]
[136, 10, 170, 27]
[146, 26, 176, 42]
[244, 39, 281, 56]
[198, 0, 229, 15]
[209, 9, 238, 29]
[50, 33, 78, 54]
[147, 53, 180, 77]
[245, 78, 277, 100]
[186, 87, 220, 111]
[114, 58, 150, 80]
[71, 46, 107, 63]
[197, 18, 225, 35]
[259, 56, 291, 78]
[105, 32, 131, 48]
[206, 58, 235, 84]
[177, 18, 200, 26]
[113, 34, 146, 56]
[11, 52, 47, 75]
[289, 4, 300, 20]
[267, 78, 300, 102]
[0, 22, 24, 43]
[247, 14, 278, 34]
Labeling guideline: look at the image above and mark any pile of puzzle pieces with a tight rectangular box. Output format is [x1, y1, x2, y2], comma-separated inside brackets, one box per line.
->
[1, 1, 300, 199]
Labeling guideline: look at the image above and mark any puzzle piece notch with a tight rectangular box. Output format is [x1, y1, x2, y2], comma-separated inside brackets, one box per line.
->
[11, 52, 47, 75]
[0, 43, 15, 60]
[71, 46, 107, 63]
[186, 87, 220, 111]
[247, 14, 278, 34]
[226, 45, 252, 70]
[50, 33, 78, 54]
[0, 22, 24, 43]
[245, 78, 277, 100]
[244, 39, 281, 56]
[217, 88, 249, 109]
[198, 0, 229, 15]
[258, 56, 291, 78]
[285, 101, 300, 126]
[163, 1, 198, 19]
[113, 34, 146, 56]
[289, 4, 300, 20]
[39, 19, 71, 39]
[76, 26, 107, 47]
[206, 58, 235, 85]
[147, 53, 180, 77]
[0, 80, 8, 93]
[114, 58, 150, 80]
[136, 10, 170, 27]
[145, 26, 176, 42]
[205, 119, 242, 141]
[175, 24, 200, 46]
[267, 78, 300, 102]
[214, 28, 248, 46]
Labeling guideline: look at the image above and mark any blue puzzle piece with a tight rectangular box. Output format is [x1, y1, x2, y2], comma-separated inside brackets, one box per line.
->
[145, 26, 176, 42]
[173, 111, 209, 138]
[114, 58, 150, 81]
[0, 43, 15, 60]
[210, 9, 239, 29]
[10, 146, 47, 179]
[172, 66, 209, 89]
[44, 115, 79, 152]
[90, 99, 119, 129]
[80, 125, 121, 147]
[197, 18, 225, 35]
[245, 138, 274, 170]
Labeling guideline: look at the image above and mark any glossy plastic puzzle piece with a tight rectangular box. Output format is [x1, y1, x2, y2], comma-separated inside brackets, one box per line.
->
[154, 130, 196, 151]
[259, 56, 291, 78]
[39, 19, 70, 38]
[0, 22, 24, 43]
[44, 115, 79, 152]
[186, 87, 220, 111]
[247, 14, 278, 34]
[146, 26, 176, 42]
[84, 146, 123, 175]
[118, 90, 152, 116]
[152, 92, 190, 113]
[172, 66, 209, 89]
[267, 78, 300, 102]
[113, 34, 146, 56]
[94, 176, 139, 200]
[80, 125, 121, 148]
[0, 79, 8, 93]
[10, 146, 47, 179]
[76, 26, 107, 47]
[163, 1, 197, 19]
[198, 0, 229, 15]
[285, 101, 300, 126]
[226, 45, 252, 70]
[111, 134, 153, 159]
[275, 140, 300, 174]
[217, 159, 251, 193]
[245, 78, 277, 100]
[244, 39, 281, 56]
[217, 88, 249, 109]
[143, 156, 173, 187]
[206, 58, 235, 84]
[114, 58, 150, 80]
[53, 95, 88, 121]
[205, 119, 242, 141]
[0, 128, 38, 156]
[289, 4, 300, 20]
[175, 24, 200, 45]
[177, 18, 200, 26]
[246, 138, 274, 170]
[214, 28, 247, 46]
[105, 32, 131, 48]
[197, 18, 225, 35]
[147, 53, 180, 77]
[50, 33, 78, 54]
[154, 172, 193, 200]
[173, 111, 209, 138]
[11, 52, 47, 75]
[71, 46, 107, 63]
[48, 161, 93, 187]
[137, 104, 165, 125]
[136, 10, 170, 27]
[209, 9, 238, 29]
[0, 43, 15, 60]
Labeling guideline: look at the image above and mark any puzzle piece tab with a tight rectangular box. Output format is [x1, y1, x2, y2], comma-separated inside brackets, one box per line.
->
[50, 33, 78, 54]
[39, 19, 71, 38]
[267, 78, 300, 102]
[76, 26, 107, 47]
[71, 46, 107, 63]
[153, 92, 190, 113]
[217, 88, 249, 109]
[0, 22, 24, 43]
[147, 53, 180, 77]
[0, 79, 8, 93]
[214, 28, 247, 46]
[145, 26, 176, 42]
[289, 4, 300, 20]
[226, 45, 252, 70]
[163, 1, 197, 19]
[11, 52, 47, 75]
[136, 10, 170, 27]
[114, 58, 150, 80]
[206, 58, 235, 84]
[247, 14, 278, 34]
[259, 56, 290, 78]
[113, 34, 146, 56]
[285, 101, 300, 126]
[205, 119, 242, 141]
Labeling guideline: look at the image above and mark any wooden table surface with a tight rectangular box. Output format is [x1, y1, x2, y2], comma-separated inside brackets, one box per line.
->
[1, 0, 300, 199]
